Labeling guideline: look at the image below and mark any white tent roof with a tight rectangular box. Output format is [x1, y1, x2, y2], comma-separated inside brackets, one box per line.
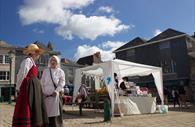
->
[73, 59, 164, 115]
[82, 59, 161, 77]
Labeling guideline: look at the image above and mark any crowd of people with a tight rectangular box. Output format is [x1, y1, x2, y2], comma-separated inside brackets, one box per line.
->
[171, 86, 187, 107]
[164, 86, 188, 108]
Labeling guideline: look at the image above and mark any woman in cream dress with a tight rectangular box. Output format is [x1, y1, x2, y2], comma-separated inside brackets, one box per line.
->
[41, 55, 65, 127]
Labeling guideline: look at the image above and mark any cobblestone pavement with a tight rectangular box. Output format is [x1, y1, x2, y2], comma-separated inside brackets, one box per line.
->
[0, 103, 195, 127]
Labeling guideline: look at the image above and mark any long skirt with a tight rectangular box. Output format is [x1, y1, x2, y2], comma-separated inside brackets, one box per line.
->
[48, 98, 63, 127]
[12, 77, 49, 127]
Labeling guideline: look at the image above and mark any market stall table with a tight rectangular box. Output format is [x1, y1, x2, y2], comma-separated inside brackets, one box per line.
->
[115, 96, 156, 115]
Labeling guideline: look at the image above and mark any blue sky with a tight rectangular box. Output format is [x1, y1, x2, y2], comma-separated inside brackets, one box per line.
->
[0, 0, 195, 61]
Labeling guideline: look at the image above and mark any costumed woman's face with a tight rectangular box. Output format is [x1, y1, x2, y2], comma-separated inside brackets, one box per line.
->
[34, 51, 40, 60]
[30, 51, 40, 61]
[50, 57, 57, 68]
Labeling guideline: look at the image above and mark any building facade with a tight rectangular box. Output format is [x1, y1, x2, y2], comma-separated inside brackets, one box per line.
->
[0, 40, 83, 101]
[0, 41, 15, 101]
[61, 59, 83, 85]
[114, 28, 195, 101]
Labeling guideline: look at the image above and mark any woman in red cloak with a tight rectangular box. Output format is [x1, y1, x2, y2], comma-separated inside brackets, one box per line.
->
[12, 44, 49, 127]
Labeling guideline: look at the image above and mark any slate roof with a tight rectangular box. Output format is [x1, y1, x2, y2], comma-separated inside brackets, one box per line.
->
[148, 28, 185, 42]
[114, 37, 146, 52]
[77, 55, 94, 65]
[114, 28, 187, 53]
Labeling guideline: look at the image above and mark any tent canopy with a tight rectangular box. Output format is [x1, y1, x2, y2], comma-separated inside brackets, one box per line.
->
[73, 59, 164, 114]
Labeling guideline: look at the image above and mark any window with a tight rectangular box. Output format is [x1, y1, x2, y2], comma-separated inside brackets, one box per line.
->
[0, 55, 11, 64]
[159, 42, 170, 50]
[5, 55, 10, 63]
[37, 57, 43, 64]
[160, 60, 176, 73]
[37, 56, 49, 65]
[126, 49, 135, 60]
[68, 68, 73, 76]
[126, 49, 135, 57]
[0, 71, 10, 80]
[0, 55, 3, 63]
[7, 72, 10, 80]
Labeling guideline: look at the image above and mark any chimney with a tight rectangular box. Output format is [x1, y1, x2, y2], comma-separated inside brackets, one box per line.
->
[64, 58, 69, 64]
[61, 58, 69, 64]
[93, 52, 101, 63]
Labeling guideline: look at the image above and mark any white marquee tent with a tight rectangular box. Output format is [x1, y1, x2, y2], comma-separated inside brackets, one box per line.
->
[73, 59, 164, 115]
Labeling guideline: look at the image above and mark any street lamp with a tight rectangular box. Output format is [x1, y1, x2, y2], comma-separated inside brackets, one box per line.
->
[8, 50, 14, 104]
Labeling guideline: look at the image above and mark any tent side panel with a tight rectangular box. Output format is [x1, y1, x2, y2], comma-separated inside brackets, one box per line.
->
[73, 69, 82, 102]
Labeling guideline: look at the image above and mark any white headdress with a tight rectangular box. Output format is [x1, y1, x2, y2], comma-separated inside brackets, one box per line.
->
[48, 55, 61, 68]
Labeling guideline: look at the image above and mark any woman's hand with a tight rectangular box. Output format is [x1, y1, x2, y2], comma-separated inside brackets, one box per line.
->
[51, 91, 57, 97]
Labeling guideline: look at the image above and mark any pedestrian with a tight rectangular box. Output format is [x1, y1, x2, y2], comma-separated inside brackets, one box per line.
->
[41, 55, 65, 127]
[120, 77, 128, 91]
[12, 44, 49, 127]
[164, 87, 169, 106]
[77, 84, 88, 103]
[114, 73, 119, 89]
[178, 85, 187, 108]
[172, 87, 180, 108]
[64, 85, 70, 95]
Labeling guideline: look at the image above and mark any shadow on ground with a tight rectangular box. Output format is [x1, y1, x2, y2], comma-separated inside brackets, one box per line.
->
[168, 104, 195, 113]
[84, 121, 106, 124]
[63, 109, 104, 119]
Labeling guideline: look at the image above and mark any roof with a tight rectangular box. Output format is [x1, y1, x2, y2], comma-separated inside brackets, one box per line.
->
[61, 58, 81, 66]
[78, 59, 161, 74]
[192, 32, 195, 39]
[77, 55, 94, 65]
[148, 28, 185, 42]
[77, 52, 102, 65]
[0, 40, 13, 48]
[34, 41, 48, 50]
[114, 28, 187, 53]
[16, 41, 60, 55]
[114, 37, 146, 52]
[33, 41, 60, 55]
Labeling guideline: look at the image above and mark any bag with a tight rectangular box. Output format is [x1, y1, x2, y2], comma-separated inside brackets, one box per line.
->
[49, 68, 64, 104]
[157, 105, 168, 114]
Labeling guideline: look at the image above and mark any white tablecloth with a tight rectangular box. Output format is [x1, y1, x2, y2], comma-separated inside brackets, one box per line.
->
[114, 96, 156, 115]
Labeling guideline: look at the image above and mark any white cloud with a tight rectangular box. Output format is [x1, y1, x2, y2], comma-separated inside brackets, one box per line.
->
[101, 41, 126, 50]
[153, 29, 162, 36]
[74, 41, 126, 61]
[18, 0, 129, 40]
[33, 28, 44, 34]
[55, 15, 129, 40]
[98, 6, 114, 13]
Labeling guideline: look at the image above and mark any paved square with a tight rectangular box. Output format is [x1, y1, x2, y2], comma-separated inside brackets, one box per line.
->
[0, 103, 195, 127]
